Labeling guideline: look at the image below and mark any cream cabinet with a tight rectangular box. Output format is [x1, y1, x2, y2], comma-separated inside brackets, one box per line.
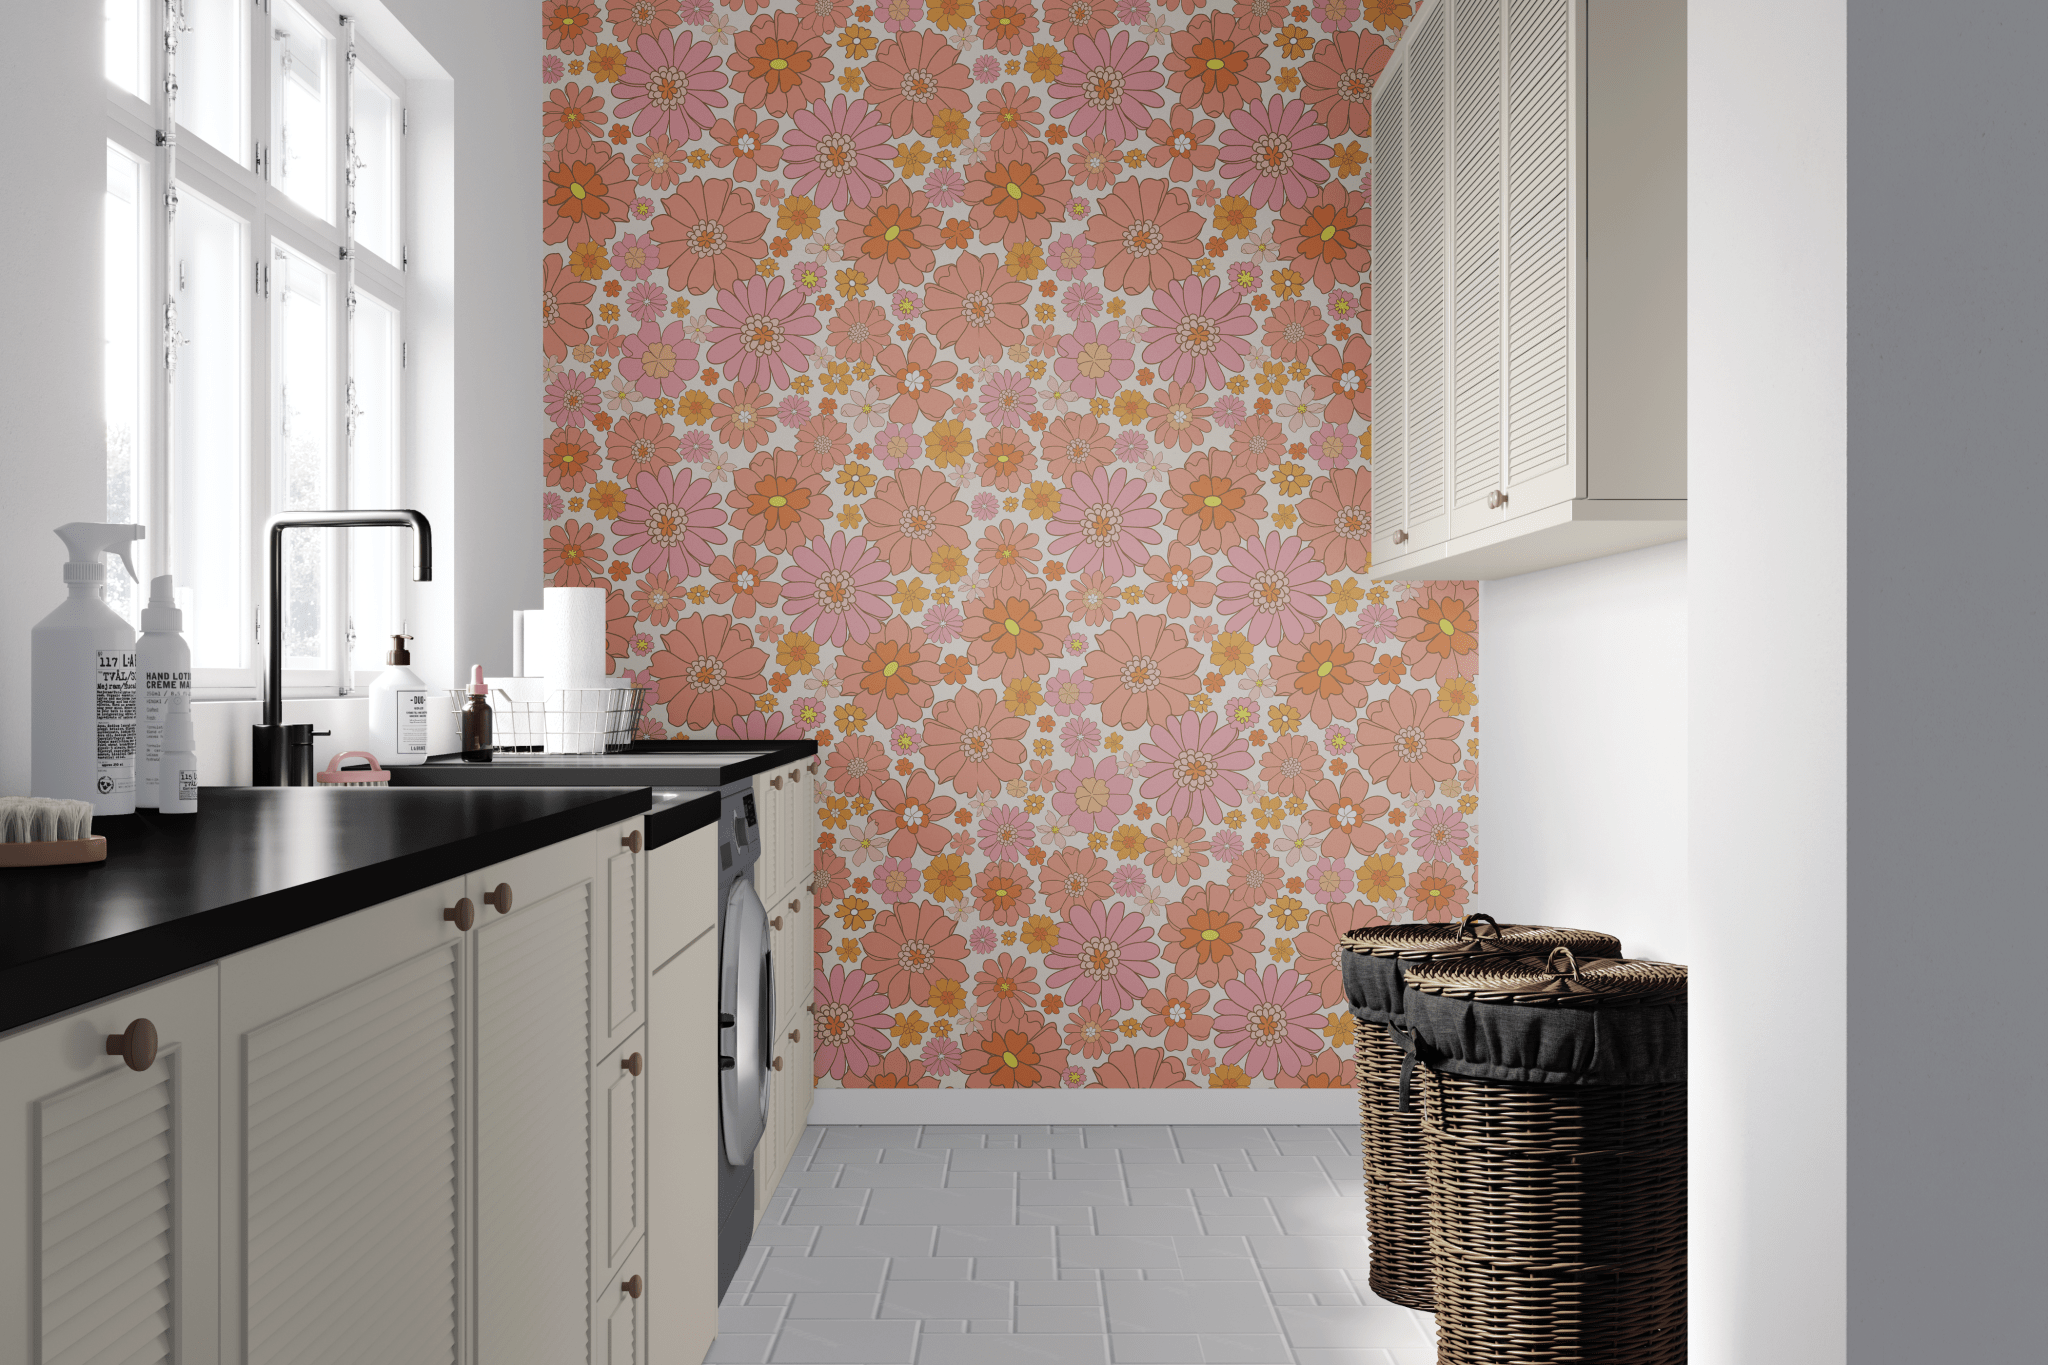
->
[750, 758, 818, 1214]
[0, 967, 220, 1365]
[1371, 0, 1685, 580]
[0, 812, 721, 1365]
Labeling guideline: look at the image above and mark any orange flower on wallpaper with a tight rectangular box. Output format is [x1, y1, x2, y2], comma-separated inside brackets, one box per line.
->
[541, 4, 1474, 1091]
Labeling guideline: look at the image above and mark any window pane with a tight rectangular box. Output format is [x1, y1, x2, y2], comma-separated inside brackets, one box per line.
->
[274, 243, 336, 670]
[180, 0, 250, 167]
[349, 294, 401, 673]
[273, 4, 332, 220]
[170, 186, 249, 670]
[105, 0, 148, 100]
[350, 66, 400, 264]
[105, 145, 150, 629]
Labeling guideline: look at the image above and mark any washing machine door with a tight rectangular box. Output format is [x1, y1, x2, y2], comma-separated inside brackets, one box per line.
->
[719, 876, 772, 1166]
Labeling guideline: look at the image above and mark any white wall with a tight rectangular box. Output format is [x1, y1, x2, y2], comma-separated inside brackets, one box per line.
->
[1688, 1, 1846, 1361]
[0, 2, 106, 797]
[1481, 542, 1687, 965]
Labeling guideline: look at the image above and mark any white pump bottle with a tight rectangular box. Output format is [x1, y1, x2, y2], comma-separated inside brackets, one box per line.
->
[136, 574, 193, 809]
[32, 523, 146, 815]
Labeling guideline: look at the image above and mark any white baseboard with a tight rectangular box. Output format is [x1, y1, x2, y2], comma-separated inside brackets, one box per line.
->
[806, 1087, 1356, 1126]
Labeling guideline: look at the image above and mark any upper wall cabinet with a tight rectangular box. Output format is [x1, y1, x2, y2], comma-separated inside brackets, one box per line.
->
[1372, 0, 1685, 580]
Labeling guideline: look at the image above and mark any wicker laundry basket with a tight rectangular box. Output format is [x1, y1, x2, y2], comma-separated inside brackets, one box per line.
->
[1338, 917, 1621, 1311]
[1404, 949, 1688, 1365]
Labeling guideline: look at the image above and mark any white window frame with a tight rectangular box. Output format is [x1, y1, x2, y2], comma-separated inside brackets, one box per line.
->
[106, 0, 412, 698]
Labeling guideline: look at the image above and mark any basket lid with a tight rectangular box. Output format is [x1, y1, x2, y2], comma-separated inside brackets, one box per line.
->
[1340, 913, 1620, 963]
[1403, 946, 1687, 1009]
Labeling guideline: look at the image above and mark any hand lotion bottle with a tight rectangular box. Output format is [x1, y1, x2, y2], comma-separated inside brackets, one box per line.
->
[366, 634, 430, 766]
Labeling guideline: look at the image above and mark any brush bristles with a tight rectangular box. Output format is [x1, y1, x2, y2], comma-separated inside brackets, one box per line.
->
[0, 797, 97, 842]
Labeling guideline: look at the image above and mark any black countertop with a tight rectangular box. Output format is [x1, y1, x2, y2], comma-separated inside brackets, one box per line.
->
[0, 784, 650, 1035]
[386, 738, 819, 791]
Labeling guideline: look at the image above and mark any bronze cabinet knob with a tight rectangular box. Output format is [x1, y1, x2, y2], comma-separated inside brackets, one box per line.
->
[788, 1029, 800, 1043]
[621, 1274, 642, 1299]
[105, 1019, 159, 1072]
[622, 829, 642, 853]
[770, 775, 783, 790]
[444, 898, 476, 932]
[772, 1055, 784, 1072]
[483, 883, 513, 914]
[621, 1052, 643, 1077]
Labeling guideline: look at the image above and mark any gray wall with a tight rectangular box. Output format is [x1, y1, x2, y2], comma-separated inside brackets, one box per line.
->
[1846, 1, 2048, 1356]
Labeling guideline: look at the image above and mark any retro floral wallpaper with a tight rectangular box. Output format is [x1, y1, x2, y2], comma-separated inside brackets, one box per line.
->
[539, 0, 1481, 1090]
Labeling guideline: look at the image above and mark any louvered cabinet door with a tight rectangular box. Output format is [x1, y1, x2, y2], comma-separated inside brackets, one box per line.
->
[473, 868, 594, 1365]
[218, 880, 466, 1365]
[1370, 59, 1408, 565]
[1449, 0, 1510, 538]
[0, 967, 220, 1365]
[1400, 1, 1456, 553]
[646, 928, 718, 1365]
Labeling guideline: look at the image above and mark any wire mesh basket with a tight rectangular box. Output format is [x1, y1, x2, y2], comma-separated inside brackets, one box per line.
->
[446, 685, 647, 754]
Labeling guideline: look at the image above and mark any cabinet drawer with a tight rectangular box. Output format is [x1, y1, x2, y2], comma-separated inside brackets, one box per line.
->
[648, 823, 716, 970]
[594, 1030, 648, 1298]
[593, 1238, 646, 1365]
[468, 830, 594, 921]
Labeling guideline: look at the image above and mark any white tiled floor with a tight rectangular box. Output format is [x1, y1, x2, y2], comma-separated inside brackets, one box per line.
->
[711, 1124, 1437, 1365]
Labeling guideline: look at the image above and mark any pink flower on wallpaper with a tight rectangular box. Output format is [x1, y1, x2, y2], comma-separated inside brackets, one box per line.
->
[1355, 688, 1465, 798]
[1214, 965, 1324, 1080]
[1046, 900, 1160, 1012]
[1305, 423, 1355, 471]
[860, 466, 972, 572]
[1216, 533, 1330, 646]
[974, 951, 1040, 1010]
[784, 94, 897, 212]
[705, 541, 779, 618]
[924, 254, 1032, 361]
[812, 964, 894, 1080]
[1395, 588, 1480, 683]
[1226, 848, 1283, 910]
[706, 106, 782, 184]
[728, 11, 833, 116]
[978, 371, 1038, 426]
[1064, 1005, 1119, 1060]
[1047, 668, 1093, 716]
[860, 899, 970, 1006]
[1356, 601, 1400, 646]
[1054, 319, 1135, 399]
[1167, 13, 1271, 117]
[619, 319, 696, 398]
[874, 0, 926, 34]
[919, 1036, 963, 1078]
[1091, 1046, 1198, 1088]
[544, 81, 606, 156]
[1086, 614, 1202, 729]
[1144, 104, 1220, 181]
[959, 1009, 1067, 1089]
[1306, 856, 1355, 908]
[1145, 383, 1215, 454]
[873, 769, 959, 857]
[1041, 847, 1113, 915]
[1405, 860, 1471, 923]
[1087, 177, 1205, 294]
[1283, 185, 1372, 294]
[541, 253, 593, 361]
[1053, 754, 1131, 834]
[1160, 884, 1262, 984]
[976, 806, 1036, 862]
[864, 30, 973, 137]
[1411, 805, 1472, 862]
[704, 274, 819, 389]
[648, 614, 767, 729]
[613, 30, 728, 143]
[1138, 277, 1255, 389]
[649, 178, 769, 295]
[873, 334, 962, 422]
[1218, 96, 1333, 210]
[717, 708, 806, 741]
[924, 690, 1030, 795]
[973, 862, 1036, 925]
[611, 465, 728, 578]
[873, 856, 921, 906]
[1308, 332, 1372, 425]
[711, 383, 780, 452]
[1144, 817, 1213, 886]
[1138, 975, 1214, 1051]
[829, 297, 893, 365]
[545, 369, 600, 427]
[1048, 467, 1163, 579]
[837, 183, 940, 293]
[1299, 467, 1373, 575]
[1138, 712, 1253, 824]
[1304, 768, 1389, 858]
[608, 232, 658, 281]
[1046, 0, 1113, 43]
[783, 531, 892, 646]
[1048, 29, 1165, 142]
[826, 734, 890, 799]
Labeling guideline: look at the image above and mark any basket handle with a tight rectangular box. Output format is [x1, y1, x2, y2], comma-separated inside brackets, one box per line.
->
[1453, 912, 1502, 943]
[1545, 945, 1584, 981]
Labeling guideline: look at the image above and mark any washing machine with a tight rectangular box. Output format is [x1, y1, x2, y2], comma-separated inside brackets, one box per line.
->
[714, 779, 773, 1298]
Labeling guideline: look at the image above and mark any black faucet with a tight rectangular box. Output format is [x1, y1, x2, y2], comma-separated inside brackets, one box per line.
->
[252, 510, 433, 786]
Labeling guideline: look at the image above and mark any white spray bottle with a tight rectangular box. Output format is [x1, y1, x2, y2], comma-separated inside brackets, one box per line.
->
[136, 574, 193, 809]
[32, 523, 146, 815]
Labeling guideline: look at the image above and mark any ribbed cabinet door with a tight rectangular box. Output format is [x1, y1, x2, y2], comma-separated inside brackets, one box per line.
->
[474, 877, 593, 1365]
[1504, 0, 1578, 506]
[1400, 2, 1453, 551]
[1370, 60, 1407, 563]
[1450, 0, 1508, 535]
[219, 882, 464, 1365]
[0, 967, 219, 1365]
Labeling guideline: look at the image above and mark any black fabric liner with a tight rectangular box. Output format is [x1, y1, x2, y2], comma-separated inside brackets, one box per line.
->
[1400, 985, 1687, 1087]
[1340, 948, 1412, 1025]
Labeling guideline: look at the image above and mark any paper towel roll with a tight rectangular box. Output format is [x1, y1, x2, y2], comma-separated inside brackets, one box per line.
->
[537, 586, 607, 680]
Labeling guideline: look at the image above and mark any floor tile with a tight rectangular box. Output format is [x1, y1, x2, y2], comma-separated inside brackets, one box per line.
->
[1263, 1269, 1356, 1293]
[1249, 1236, 1371, 1270]
[1105, 1279, 1280, 1334]
[937, 1223, 1056, 1257]
[1269, 1198, 1373, 1237]
[1019, 1279, 1103, 1305]
[1025, 1178, 1128, 1205]
[719, 1304, 786, 1334]
[704, 1334, 775, 1363]
[1021, 1205, 1099, 1226]
[1059, 1235, 1182, 1269]
[973, 1319, 1014, 1332]
[865, 1186, 1017, 1225]
[949, 1170, 1022, 1188]
[1387, 1350, 1436, 1364]
[917, 1333, 1112, 1363]
[1204, 1333, 1298, 1363]
[1174, 1234, 1251, 1257]
[1295, 1353, 1398, 1365]
[1082, 1126, 1176, 1147]
[753, 1256, 889, 1293]
[923, 1321, 968, 1334]
[821, 1125, 921, 1147]
[1129, 1188, 1195, 1207]
[812, 1225, 938, 1257]
[1251, 1154, 1332, 1172]
[1175, 1126, 1282, 1150]
[786, 1292, 881, 1317]
[1224, 1172, 1339, 1198]
[1204, 1216, 1286, 1236]
[1276, 1304, 1431, 1349]
[1126, 1164, 1226, 1190]
[978, 1255, 1061, 1279]
[953, 1148, 1056, 1174]
[1094, 1205, 1203, 1236]
[792, 1186, 870, 1206]
[885, 1257, 974, 1280]
[836, 1162, 950, 1187]
[1181, 1258, 1264, 1281]
[1111, 1334, 1207, 1363]
[1017, 1304, 1108, 1333]
[881, 1280, 1013, 1319]
[768, 1318, 918, 1363]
